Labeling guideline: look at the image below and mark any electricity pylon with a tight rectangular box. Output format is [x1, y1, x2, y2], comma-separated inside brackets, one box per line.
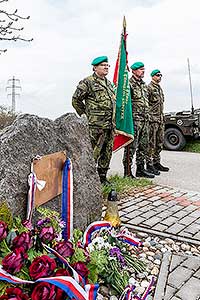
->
[6, 76, 21, 112]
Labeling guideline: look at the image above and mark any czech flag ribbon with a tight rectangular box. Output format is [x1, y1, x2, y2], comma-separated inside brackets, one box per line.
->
[82, 221, 112, 248]
[61, 158, 73, 241]
[0, 266, 34, 284]
[111, 231, 143, 247]
[26, 171, 37, 222]
[42, 243, 84, 286]
[120, 277, 155, 300]
[0, 265, 99, 300]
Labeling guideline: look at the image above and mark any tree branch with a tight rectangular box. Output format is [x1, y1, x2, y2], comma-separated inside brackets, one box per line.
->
[0, 1, 32, 52]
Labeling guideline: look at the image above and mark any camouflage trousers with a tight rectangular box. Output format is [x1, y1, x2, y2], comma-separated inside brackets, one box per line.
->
[146, 121, 164, 165]
[89, 126, 114, 176]
[123, 118, 149, 172]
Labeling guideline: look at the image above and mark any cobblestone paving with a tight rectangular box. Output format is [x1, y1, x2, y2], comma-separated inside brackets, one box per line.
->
[154, 252, 200, 300]
[115, 184, 200, 300]
[119, 185, 200, 244]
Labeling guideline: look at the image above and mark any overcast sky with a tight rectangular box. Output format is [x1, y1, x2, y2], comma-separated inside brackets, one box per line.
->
[0, 0, 199, 120]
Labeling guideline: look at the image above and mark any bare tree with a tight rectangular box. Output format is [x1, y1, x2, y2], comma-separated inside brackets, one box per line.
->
[0, 105, 17, 130]
[0, 0, 33, 53]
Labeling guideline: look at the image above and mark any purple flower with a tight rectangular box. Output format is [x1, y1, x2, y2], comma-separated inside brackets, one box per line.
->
[22, 220, 33, 230]
[12, 232, 32, 251]
[0, 221, 8, 241]
[37, 218, 51, 227]
[2, 247, 28, 274]
[54, 241, 74, 258]
[39, 226, 55, 243]
[109, 247, 126, 266]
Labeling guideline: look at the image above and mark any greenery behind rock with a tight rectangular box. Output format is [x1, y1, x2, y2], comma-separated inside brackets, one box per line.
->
[0, 106, 17, 130]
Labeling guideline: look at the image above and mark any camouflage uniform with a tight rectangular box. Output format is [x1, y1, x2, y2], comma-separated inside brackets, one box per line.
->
[123, 76, 149, 174]
[72, 72, 115, 181]
[147, 81, 164, 165]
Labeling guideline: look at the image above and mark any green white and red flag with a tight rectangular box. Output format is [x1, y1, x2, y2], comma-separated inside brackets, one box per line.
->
[113, 16, 134, 152]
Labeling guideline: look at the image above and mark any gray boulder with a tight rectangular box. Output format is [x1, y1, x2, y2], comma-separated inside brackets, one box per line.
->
[0, 113, 102, 229]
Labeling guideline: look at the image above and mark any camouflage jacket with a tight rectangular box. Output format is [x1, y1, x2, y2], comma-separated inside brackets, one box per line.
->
[72, 73, 115, 129]
[148, 81, 164, 123]
[129, 76, 149, 121]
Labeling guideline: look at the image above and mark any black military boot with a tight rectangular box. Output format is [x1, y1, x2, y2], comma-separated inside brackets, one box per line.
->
[153, 162, 169, 172]
[136, 165, 155, 178]
[146, 164, 160, 176]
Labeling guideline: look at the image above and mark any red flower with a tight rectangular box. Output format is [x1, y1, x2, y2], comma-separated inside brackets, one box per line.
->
[0, 221, 8, 241]
[31, 282, 56, 300]
[2, 247, 27, 274]
[55, 269, 70, 277]
[72, 261, 89, 279]
[39, 226, 55, 243]
[54, 241, 74, 258]
[12, 232, 32, 251]
[0, 287, 28, 300]
[29, 255, 56, 280]
[55, 269, 70, 300]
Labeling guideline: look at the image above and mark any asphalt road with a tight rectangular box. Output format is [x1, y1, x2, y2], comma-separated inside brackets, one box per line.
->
[108, 149, 200, 192]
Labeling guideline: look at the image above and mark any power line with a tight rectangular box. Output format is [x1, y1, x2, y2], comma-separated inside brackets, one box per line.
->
[6, 76, 22, 112]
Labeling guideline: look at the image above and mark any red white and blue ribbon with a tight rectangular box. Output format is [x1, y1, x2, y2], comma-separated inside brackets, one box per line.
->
[82, 221, 143, 248]
[82, 221, 112, 247]
[61, 158, 73, 241]
[111, 231, 143, 247]
[26, 156, 46, 222]
[119, 277, 155, 300]
[26, 171, 37, 222]
[43, 243, 84, 286]
[0, 266, 98, 300]
[39, 276, 99, 300]
[141, 276, 155, 300]
[0, 266, 34, 284]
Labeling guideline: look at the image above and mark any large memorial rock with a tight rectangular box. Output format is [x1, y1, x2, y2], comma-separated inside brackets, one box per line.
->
[0, 113, 102, 229]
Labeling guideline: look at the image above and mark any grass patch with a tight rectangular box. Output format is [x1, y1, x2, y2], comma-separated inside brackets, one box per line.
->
[102, 174, 152, 198]
[184, 139, 200, 153]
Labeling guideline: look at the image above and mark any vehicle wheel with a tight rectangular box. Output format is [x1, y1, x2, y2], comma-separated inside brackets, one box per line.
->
[164, 128, 186, 151]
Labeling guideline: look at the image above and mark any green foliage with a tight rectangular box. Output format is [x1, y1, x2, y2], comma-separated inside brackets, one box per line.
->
[123, 253, 146, 273]
[87, 250, 108, 283]
[13, 216, 28, 234]
[70, 247, 87, 264]
[184, 139, 200, 153]
[102, 174, 152, 197]
[0, 202, 13, 229]
[0, 105, 17, 130]
[73, 229, 83, 244]
[103, 259, 129, 294]
[36, 206, 62, 234]
[0, 282, 9, 296]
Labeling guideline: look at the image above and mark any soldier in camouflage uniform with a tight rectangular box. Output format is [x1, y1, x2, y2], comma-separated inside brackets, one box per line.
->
[72, 56, 115, 184]
[146, 69, 169, 173]
[123, 62, 154, 179]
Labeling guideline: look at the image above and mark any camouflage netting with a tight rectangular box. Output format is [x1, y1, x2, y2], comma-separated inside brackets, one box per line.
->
[0, 113, 102, 229]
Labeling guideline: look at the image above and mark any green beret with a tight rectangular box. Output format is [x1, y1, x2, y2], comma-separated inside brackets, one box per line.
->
[151, 69, 161, 77]
[130, 62, 144, 70]
[91, 56, 108, 66]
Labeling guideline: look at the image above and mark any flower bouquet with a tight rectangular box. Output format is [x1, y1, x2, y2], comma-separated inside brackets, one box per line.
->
[0, 203, 153, 300]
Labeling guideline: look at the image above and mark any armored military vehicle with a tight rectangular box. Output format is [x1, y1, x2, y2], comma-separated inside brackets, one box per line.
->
[164, 108, 200, 150]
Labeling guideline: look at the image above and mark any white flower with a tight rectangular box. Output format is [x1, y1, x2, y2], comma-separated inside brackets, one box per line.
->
[129, 277, 135, 286]
[88, 244, 95, 252]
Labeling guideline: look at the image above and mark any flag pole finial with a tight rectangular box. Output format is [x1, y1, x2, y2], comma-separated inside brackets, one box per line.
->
[123, 16, 126, 28]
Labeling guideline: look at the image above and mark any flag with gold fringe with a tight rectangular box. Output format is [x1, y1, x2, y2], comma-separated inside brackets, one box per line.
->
[113, 16, 134, 152]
